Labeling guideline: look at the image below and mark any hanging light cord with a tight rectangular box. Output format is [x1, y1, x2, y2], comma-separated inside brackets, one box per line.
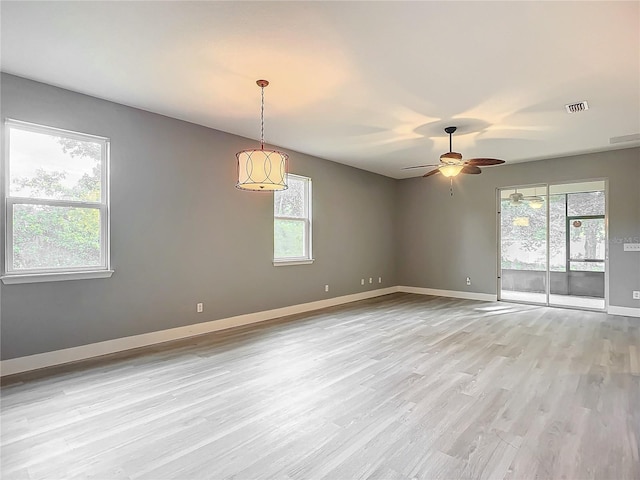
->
[260, 85, 265, 149]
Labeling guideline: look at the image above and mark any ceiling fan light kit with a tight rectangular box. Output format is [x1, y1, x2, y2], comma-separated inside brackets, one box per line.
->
[438, 150, 464, 177]
[523, 195, 545, 209]
[439, 164, 464, 177]
[528, 197, 544, 209]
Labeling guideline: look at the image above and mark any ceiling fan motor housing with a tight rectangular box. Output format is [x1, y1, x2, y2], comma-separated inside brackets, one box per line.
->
[509, 192, 524, 204]
[440, 151, 463, 164]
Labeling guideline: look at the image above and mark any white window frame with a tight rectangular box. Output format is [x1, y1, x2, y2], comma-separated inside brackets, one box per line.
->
[1, 119, 113, 284]
[273, 174, 313, 266]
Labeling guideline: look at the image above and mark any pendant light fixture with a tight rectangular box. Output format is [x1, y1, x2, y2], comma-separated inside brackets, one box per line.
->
[236, 80, 288, 191]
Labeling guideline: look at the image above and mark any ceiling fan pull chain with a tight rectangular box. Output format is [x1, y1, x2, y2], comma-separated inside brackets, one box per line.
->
[450, 177, 454, 196]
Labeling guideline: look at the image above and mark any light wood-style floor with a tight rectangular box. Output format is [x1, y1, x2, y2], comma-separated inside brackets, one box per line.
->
[2, 293, 639, 479]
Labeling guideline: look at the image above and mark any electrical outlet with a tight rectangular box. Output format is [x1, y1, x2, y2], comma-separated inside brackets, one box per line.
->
[466, 277, 471, 286]
[378, 277, 382, 284]
[369, 278, 373, 284]
[633, 291, 640, 300]
[361, 279, 365, 285]
[196, 303, 203, 313]
[325, 284, 329, 292]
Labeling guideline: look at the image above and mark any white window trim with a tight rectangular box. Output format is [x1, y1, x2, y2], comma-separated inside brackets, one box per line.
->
[273, 174, 313, 266]
[2, 119, 112, 283]
[272, 259, 314, 267]
[1, 270, 114, 284]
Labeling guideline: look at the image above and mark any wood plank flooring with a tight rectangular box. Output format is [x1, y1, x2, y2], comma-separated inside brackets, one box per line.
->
[1, 293, 639, 479]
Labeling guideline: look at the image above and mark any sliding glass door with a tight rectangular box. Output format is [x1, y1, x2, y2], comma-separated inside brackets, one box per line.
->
[499, 185, 548, 305]
[548, 184, 606, 310]
[498, 181, 606, 311]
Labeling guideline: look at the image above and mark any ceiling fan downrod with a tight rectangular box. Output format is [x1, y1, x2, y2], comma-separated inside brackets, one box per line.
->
[444, 126, 457, 152]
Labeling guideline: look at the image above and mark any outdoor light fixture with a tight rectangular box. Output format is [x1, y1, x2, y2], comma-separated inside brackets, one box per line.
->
[524, 187, 545, 209]
[528, 197, 544, 209]
[236, 80, 288, 191]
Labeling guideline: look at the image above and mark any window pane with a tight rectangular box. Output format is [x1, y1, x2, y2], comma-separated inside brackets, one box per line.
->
[549, 194, 566, 272]
[500, 197, 547, 271]
[569, 218, 605, 261]
[274, 219, 305, 258]
[274, 177, 304, 217]
[13, 204, 101, 270]
[567, 191, 605, 216]
[9, 127, 102, 202]
[570, 261, 605, 272]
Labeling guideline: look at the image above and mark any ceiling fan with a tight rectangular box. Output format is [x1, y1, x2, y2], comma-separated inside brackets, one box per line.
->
[404, 126, 506, 178]
[510, 188, 545, 208]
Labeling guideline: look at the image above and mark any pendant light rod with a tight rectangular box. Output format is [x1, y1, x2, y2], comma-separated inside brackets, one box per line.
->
[257, 79, 269, 149]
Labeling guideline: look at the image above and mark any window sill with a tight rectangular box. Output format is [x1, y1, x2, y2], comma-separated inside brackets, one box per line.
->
[273, 259, 315, 267]
[1, 270, 114, 284]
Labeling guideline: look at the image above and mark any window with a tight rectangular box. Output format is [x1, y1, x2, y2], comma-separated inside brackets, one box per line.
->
[273, 174, 312, 265]
[2, 120, 112, 283]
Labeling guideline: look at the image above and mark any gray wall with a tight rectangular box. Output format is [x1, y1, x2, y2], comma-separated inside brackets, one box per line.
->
[0, 74, 398, 360]
[2, 73, 638, 362]
[396, 147, 640, 308]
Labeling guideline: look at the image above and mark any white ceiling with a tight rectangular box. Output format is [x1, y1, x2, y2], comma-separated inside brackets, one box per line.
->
[2, 1, 639, 179]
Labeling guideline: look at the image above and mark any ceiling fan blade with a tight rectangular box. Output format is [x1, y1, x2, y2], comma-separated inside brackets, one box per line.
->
[461, 165, 482, 175]
[466, 158, 505, 166]
[423, 168, 441, 178]
[402, 164, 440, 170]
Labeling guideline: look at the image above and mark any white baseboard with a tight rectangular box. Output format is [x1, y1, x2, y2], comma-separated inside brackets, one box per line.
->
[608, 305, 640, 318]
[15, 285, 625, 376]
[0, 287, 398, 377]
[398, 286, 497, 302]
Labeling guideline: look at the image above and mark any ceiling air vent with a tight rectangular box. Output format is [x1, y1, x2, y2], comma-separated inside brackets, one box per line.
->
[565, 101, 589, 114]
